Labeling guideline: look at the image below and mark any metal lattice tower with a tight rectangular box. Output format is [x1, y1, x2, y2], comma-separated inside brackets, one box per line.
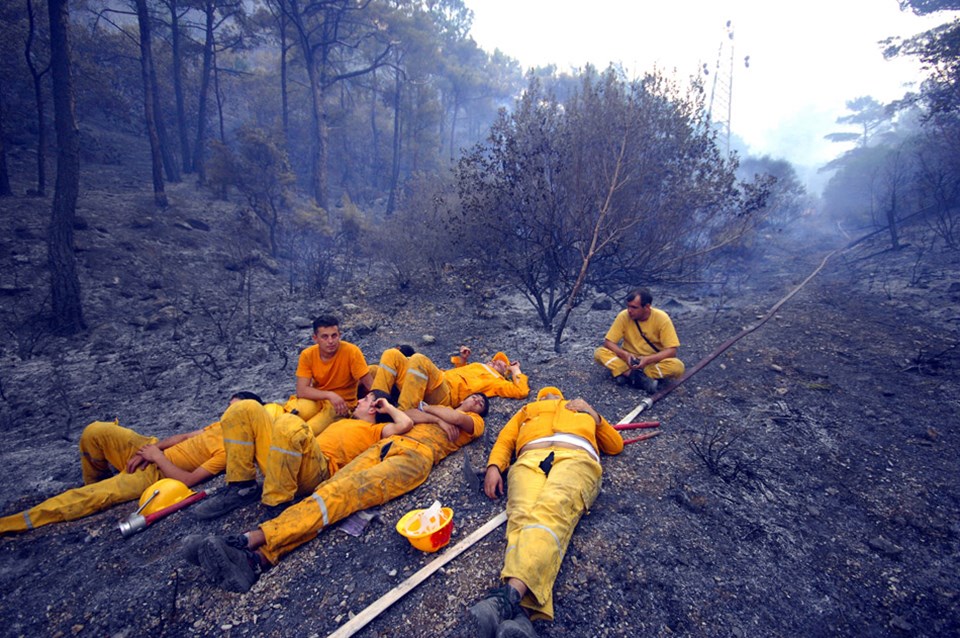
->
[704, 21, 748, 156]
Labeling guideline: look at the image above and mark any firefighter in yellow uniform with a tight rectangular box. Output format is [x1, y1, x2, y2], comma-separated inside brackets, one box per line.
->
[0, 392, 259, 535]
[187, 393, 489, 592]
[190, 392, 414, 519]
[284, 314, 373, 435]
[467, 387, 624, 638]
[594, 287, 684, 393]
[373, 346, 529, 410]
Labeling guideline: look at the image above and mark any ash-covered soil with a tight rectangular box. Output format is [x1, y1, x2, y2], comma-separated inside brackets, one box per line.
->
[1, 150, 959, 638]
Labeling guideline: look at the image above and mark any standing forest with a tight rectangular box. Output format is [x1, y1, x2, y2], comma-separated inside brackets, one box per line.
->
[1, 0, 959, 637]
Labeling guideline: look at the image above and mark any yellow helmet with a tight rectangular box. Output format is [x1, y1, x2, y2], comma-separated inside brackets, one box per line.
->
[263, 402, 285, 421]
[139, 478, 194, 516]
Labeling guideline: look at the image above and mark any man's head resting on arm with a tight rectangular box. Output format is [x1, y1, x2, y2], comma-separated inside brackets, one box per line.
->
[459, 392, 490, 417]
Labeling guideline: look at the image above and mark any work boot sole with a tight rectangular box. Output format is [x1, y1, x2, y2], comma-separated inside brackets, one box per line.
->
[466, 598, 508, 638]
[181, 533, 205, 566]
[197, 537, 258, 593]
[496, 613, 538, 637]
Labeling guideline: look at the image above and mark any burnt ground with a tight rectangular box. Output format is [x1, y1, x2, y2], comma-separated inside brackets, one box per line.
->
[1, 139, 959, 638]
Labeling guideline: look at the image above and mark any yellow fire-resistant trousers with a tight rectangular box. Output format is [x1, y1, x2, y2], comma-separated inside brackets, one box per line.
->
[283, 394, 339, 436]
[0, 421, 162, 534]
[373, 348, 451, 410]
[593, 346, 685, 380]
[258, 436, 434, 564]
[221, 400, 330, 507]
[501, 448, 603, 621]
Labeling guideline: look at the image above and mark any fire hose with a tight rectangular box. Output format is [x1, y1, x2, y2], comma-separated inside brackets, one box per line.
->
[118, 490, 207, 538]
[620, 248, 840, 422]
[325, 249, 842, 637]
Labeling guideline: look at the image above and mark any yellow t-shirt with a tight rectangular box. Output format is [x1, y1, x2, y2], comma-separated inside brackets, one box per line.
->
[317, 418, 384, 475]
[487, 399, 624, 472]
[604, 308, 680, 357]
[404, 412, 485, 465]
[165, 422, 226, 475]
[295, 341, 369, 408]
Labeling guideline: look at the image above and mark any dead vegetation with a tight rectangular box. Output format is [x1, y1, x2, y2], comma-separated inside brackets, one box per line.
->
[0, 161, 959, 637]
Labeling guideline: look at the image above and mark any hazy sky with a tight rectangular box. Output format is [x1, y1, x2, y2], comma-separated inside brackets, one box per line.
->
[464, 0, 955, 177]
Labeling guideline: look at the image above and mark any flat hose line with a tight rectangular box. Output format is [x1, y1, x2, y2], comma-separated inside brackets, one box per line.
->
[327, 248, 843, 637]
[621, 247, 841, 421]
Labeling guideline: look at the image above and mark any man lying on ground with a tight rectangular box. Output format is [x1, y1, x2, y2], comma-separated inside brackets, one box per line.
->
[0, 391, 261, 535]
[373, 346, 528, 411]
[190, 391, 413, 520]
[467, 387, 624, 638]
[183, 393, 489, 592]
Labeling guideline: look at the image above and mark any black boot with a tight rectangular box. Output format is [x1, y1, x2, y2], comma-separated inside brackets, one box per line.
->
[467, 585, 522, 638]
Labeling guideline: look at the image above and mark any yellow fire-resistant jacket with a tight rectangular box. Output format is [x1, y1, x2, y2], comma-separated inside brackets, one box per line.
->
[443, 363, 529, 406]
[487, 399, 623, 471]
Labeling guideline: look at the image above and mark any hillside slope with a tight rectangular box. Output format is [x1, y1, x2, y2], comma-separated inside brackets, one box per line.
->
[1, 147, 958, 637]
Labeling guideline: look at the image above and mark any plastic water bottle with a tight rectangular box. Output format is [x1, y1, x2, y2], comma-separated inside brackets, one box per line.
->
[417, 500, 443, 533]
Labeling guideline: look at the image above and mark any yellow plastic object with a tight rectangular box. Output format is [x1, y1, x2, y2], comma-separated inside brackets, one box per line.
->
[138, 478, 194, 516]
[395, 507, 455, 553]
[263, 402, 285, 421]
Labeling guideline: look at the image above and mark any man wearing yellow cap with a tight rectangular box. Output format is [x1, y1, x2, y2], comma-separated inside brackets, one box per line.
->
[0, 392, 262, 534]
[467, 387, 624, 638]
[372, 346, 529, 410]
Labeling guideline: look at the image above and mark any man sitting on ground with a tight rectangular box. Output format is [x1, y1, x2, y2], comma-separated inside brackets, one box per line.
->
[467, 387, 623, 638]
[373, 346, 528, 411]
[594, 287, 684, 393]
[0, 392, 259, 535]
[184, 393, 489, 592]
[190, 391, 413, 519]
[284, 314, 373, 435]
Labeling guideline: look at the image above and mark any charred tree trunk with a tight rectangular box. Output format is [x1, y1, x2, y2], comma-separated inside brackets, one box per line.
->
[150, 42, 180, 183]
[279, 8, 289, 144]
[385, 64, 402, 217]
[26, 0, 50, 197]
[192, 0, 214, 184]
[47, 0, 85, 333]
[0, 87, 12, 197]
[213, 52, 226, 143]
[448, 93, 460, 162]
[887, 195, 901, 251]
[134, 0, 168, 206]
[169, 0, 192, 173]
[305, 58, 328, 209]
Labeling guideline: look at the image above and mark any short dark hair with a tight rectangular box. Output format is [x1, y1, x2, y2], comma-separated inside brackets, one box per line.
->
[312, 315, 340, 332]
[626, 288, 652, 307]
[395, 344, 416, 357]
[230, 391, 264, 404]
[468, 393, 490, 417]
[371, 389, 393, 423]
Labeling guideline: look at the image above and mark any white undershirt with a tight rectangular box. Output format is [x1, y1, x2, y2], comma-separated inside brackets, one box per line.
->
[522, 433, 599, 463]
